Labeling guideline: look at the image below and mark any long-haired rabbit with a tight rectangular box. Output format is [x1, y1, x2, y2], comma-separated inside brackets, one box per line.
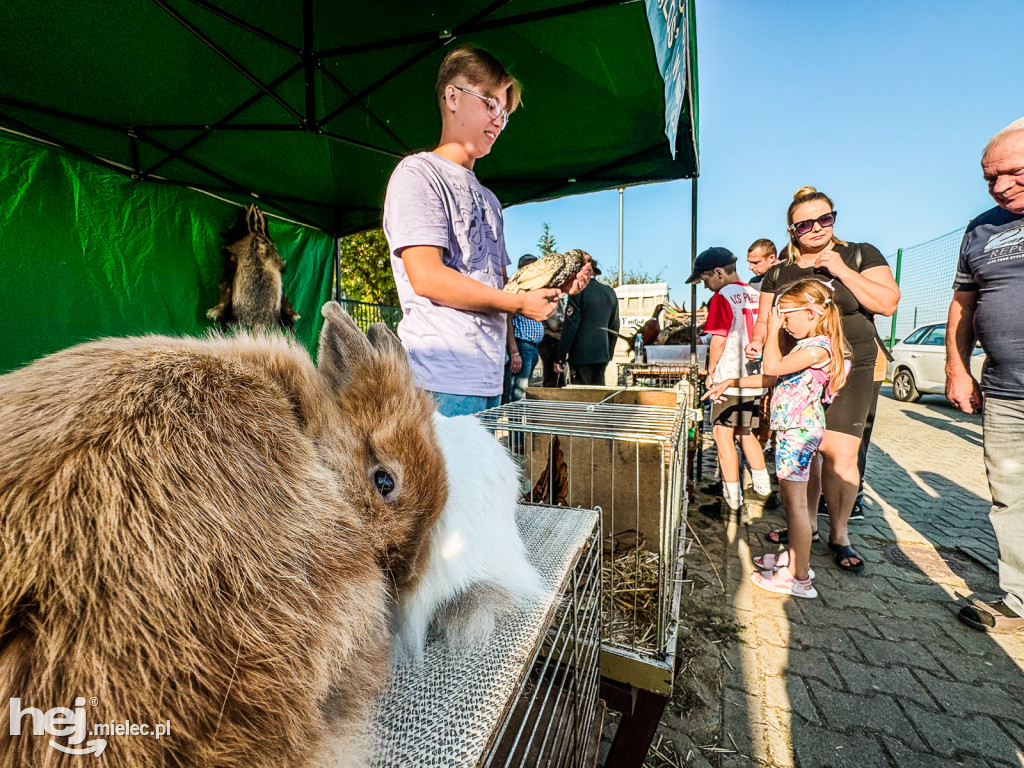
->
[391, 413, 545, 665]
[0, 302, 446, 768]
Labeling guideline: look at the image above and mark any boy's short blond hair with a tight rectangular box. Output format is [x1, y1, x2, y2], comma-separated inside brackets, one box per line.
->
[436, 46, 522, 114]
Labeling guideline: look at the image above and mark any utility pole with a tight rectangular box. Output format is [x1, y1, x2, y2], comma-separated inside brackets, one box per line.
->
[617, 187, 624, 286]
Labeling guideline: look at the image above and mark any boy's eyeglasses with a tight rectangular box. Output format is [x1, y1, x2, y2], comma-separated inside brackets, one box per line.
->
[453, 86, 509, 128]
[789, 211, 837, 235]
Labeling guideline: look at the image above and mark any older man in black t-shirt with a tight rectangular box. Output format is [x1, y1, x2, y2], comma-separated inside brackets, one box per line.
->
[947, 117, 1024, 634]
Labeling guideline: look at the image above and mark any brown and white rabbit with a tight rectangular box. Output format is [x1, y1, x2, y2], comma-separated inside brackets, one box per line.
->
[391, 413, 545, 665]
[0, 302, 446, 768]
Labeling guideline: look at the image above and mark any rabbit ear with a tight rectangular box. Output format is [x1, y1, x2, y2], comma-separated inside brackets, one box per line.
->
[365, 323, 405, 360]
[317, 301, 374, 392]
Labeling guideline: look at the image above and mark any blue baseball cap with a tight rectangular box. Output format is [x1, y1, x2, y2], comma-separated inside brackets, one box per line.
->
[685, 247, 736, 283]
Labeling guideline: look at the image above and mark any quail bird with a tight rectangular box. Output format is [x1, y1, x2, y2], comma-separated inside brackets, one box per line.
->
[504, 249, 589, 293]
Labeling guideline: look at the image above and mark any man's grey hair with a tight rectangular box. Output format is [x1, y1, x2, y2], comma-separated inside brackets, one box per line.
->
[983, 116, 1024, 157]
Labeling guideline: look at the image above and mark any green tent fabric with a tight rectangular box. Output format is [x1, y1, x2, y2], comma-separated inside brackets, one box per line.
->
[0, 132, 335, 373]
[0, 0, 698, 234]
[0, 0, 698, 374]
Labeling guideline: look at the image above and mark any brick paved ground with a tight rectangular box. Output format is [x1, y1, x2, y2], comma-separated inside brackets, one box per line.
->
[717, 387, 1024, 767]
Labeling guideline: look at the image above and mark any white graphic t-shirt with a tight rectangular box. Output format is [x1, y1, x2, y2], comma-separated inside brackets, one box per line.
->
[383, 152, 511, 397]
[704, 282, 765, 397]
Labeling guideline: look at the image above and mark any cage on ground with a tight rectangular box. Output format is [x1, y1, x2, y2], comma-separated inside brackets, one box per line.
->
[476, 387, 691, 696]
[372, 504, 602, 768]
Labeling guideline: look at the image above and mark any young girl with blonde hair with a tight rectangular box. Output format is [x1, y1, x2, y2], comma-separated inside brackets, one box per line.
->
[704, 278, 850, 597]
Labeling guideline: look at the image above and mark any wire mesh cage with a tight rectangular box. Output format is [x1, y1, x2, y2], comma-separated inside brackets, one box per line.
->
[617, 362, 695, 390]
[477, 396, 688, 695]
[372, 504, 602, 768]
[616, 362, 707, 497]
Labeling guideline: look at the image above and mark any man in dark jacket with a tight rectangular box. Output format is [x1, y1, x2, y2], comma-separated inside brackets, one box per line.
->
[557, 261, 620, 385]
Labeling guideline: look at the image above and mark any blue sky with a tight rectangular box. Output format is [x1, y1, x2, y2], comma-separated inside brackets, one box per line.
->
[500, 0, 1023, 311]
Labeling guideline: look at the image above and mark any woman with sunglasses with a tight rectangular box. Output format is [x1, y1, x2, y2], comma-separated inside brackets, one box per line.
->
[744, 186, 899, 573]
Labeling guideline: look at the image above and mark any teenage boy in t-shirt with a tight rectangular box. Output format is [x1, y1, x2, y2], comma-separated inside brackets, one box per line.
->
[383, 46, 592, 417]
[687, 247, 772, 521]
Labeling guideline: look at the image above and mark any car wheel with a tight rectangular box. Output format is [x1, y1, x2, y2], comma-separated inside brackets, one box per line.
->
[892, 369, 921, 403]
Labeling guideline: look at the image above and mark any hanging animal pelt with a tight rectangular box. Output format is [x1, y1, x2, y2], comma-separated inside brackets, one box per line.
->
[206, 205, 301, 330]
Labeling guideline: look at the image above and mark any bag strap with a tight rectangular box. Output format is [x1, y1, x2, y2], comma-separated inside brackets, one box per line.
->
[852, 243, 895, 362]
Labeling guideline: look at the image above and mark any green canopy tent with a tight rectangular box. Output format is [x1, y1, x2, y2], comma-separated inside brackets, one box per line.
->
[0, 0, 698, 372]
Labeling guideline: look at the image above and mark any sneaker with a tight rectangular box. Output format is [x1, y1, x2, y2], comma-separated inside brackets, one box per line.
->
[817, 496, 865, 521]
[957, 598, 1024, 634]
[750, 566, 817, 598]
[849, 493, 866, 520]
[764, 490, 782, 511]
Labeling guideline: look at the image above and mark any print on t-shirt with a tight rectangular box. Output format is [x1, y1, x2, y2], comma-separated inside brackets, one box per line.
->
[704, 283, 765, 396]
[983, 224, 1024, 260]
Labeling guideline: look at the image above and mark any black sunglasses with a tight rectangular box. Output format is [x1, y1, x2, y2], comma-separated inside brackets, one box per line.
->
[789, 211, 837, 235]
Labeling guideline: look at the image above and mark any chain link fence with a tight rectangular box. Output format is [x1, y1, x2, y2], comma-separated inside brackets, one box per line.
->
[875, 227, 966, 346]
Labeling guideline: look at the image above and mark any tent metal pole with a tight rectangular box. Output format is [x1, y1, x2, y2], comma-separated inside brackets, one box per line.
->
[184, 0, 299, 54]
[138, 123, 304, 131]
[128, 129, 141, 178]
[334, 237, 343, 303]
[151, 0, 304, 123]
[0, 114, 133, 178]
[142, 63, 303, 177]
[302, 0, 316, 129]
[316, 0, 511, 130]
[318, 129, 404, 157]
[0, 96, 122, 133]
[319, 0, 625, 57]
[617, 187, 624, 286]
[689, 177, 698, 366]
[316, 64, 412, 153]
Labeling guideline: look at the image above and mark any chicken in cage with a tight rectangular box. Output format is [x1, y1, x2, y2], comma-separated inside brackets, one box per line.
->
[476, 395, 689, 696]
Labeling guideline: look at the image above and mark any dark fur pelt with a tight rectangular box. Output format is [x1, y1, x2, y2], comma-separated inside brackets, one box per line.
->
[207, 205, 301, 330]
[0, 303, 447, 768]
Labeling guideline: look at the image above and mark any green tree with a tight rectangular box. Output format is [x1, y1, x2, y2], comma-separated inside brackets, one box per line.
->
[537, 223, 557, 256]
[600, 267, 666, 286]
[335, 229, 399, 305]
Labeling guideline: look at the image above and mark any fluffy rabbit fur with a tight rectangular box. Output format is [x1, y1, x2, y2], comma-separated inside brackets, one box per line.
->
[391, 413, 545, 664]
[0, 302, 446, 768]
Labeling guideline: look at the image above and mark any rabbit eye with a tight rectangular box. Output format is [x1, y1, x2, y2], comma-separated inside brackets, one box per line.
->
[372, 467, 396, 498]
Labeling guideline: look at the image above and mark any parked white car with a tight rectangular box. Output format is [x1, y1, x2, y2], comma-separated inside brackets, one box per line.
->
[886, 322, 985, 402]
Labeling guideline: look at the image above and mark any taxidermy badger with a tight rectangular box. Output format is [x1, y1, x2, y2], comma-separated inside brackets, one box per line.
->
[207, 204, 301, 330]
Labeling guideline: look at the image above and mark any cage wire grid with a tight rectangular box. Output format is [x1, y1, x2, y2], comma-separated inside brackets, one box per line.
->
[371, 504, 600, 768]
[483, 520, 603, 767]
[476, 400, 688, 686]
[617, 362, 695, 390]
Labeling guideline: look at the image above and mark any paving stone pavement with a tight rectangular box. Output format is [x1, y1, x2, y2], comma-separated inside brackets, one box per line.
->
[718, 387, 1024, 768]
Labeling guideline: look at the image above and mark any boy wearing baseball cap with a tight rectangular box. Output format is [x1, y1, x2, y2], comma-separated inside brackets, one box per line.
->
[687, 247, 772, 520]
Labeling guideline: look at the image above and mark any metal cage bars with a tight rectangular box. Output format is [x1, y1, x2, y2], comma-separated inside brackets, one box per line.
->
[485, 521, 602, 768]
[477, 400, 688, 679]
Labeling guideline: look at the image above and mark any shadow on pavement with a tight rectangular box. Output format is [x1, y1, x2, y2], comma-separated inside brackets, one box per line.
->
[713, 400, 1024, 767]
[902, 410, 984, 447]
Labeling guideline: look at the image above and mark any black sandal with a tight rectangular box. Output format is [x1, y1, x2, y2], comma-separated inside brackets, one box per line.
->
[829, 541, 865, 574]
[767, 528, 819, 545]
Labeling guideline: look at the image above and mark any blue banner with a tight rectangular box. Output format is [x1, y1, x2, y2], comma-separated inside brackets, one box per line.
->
[644, 0, 690, 159]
